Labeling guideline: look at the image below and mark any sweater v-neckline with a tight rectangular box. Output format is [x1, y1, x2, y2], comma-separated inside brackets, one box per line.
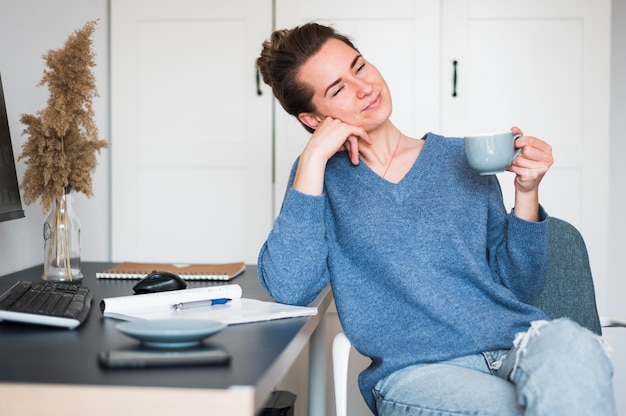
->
[359, 133, 431, 186]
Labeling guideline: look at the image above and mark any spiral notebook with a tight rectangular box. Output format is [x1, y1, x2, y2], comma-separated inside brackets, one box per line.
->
[96, 262, 245, 281]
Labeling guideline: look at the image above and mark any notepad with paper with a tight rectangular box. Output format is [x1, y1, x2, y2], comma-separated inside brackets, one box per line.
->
[99, 284, 317, 325]
[96, 262, 245, 281]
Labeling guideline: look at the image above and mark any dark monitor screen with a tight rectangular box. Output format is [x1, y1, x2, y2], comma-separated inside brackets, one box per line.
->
[0, 72, 25, 222]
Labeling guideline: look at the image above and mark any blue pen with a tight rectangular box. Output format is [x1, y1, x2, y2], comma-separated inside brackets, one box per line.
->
[171, 298, 230, 311]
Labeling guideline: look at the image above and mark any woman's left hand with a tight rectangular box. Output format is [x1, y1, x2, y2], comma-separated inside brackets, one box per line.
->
[507, 126, 554, 194]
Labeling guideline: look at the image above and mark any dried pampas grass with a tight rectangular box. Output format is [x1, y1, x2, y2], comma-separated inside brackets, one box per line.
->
[19, 19, 108, 213]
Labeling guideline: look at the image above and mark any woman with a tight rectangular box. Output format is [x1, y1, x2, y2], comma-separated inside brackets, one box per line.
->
[256, 23, 615, 415]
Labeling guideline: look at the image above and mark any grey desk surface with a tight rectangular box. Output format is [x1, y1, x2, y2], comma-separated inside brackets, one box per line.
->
[0, 262, 331, 412]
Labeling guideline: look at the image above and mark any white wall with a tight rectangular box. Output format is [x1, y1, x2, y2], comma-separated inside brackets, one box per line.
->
[0, 0, 110, 276]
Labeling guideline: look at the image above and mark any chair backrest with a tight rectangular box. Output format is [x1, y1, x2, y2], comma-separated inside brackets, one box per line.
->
[532, 217, 602, 334]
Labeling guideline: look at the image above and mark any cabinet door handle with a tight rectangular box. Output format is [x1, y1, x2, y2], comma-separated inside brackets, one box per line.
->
[452, 60, 458, 97]
[256, 68, 263, 96]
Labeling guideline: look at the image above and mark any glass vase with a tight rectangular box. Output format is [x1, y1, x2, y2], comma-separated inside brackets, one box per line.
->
[42, 190, 83, 282]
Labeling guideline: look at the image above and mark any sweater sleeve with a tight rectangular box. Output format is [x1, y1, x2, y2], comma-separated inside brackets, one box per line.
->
[490, 206, 548, 303]
[486, 178, 549, 303]
[257, 162, 331, 306]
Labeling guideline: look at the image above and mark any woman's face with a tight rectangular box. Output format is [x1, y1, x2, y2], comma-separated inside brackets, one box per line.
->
[297, 38, 392, 132]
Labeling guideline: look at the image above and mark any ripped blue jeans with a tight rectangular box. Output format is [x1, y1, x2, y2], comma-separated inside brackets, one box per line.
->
[373, 318, 616, 415]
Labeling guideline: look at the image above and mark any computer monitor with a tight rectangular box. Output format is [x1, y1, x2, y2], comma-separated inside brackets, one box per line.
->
[0, 72, 25, 222]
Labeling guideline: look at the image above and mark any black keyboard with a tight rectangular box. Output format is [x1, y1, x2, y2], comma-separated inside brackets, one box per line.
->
[0, 281, 93, 329]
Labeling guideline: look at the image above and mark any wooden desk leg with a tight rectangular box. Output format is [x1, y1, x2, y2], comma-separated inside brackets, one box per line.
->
[309, 312, 327, 416]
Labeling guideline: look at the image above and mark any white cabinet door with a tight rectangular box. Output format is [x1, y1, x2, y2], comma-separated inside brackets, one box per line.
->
[111, 0, 273, 264]
[273, 0, 441, 215]
[440, 0, 611, 308]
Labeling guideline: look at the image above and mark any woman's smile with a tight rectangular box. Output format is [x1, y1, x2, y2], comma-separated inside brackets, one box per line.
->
[362, 93, 382, 112]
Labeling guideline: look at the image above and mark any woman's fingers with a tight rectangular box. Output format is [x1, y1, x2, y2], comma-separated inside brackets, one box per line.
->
[310, 117, 370, 165]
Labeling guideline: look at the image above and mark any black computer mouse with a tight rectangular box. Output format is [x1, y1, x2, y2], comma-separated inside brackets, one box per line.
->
[132, 270, 187, 294]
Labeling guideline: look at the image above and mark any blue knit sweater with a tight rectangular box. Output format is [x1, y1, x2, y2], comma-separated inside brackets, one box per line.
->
[258, 132, 549, 412]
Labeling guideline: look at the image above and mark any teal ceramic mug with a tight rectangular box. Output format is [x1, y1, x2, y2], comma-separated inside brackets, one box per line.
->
[464, 131, 522, 175]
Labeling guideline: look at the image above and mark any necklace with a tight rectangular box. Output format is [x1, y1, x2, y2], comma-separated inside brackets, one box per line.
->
[382, 131, 402, 179]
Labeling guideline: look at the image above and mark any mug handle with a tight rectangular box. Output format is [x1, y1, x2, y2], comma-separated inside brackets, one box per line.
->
[512, 133, 523, 160]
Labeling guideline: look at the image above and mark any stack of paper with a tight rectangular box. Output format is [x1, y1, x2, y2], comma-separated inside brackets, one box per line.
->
[100, 284, 317, 325]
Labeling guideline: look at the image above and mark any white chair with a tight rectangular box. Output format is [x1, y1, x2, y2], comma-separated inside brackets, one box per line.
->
[332, 331, 353, 416]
